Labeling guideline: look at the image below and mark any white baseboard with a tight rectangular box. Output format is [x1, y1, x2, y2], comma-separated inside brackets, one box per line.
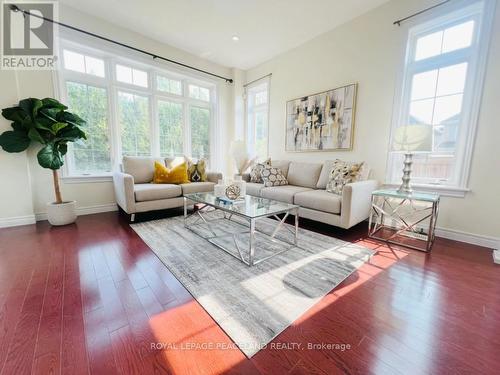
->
[493, 250, 500, 264]
[35, 203, 118, 221]
[435, 227, 500, 249]
[0, 214, 36, 228]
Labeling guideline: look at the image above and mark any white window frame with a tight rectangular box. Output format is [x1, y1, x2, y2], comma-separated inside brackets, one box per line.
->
[386, 0, 495, 197]
[53, 35, 218, 182]
[244, 76, 271, 159]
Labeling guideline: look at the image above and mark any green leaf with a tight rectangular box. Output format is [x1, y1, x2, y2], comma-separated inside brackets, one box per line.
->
[58, 111, 86, 126]
[32, 99, 43, 118]
[56, 126, 86, 142]
[2, 106, 29, 123]
[34, 117, 54, 132]
[37, 144, 63, 170]
[11, 122, 25, 132]
[18, 98, 36, 117]
[42, 98, 67, 110]
[0, 130, 31, 152]
[51, 122, 68, 134]
[58, 142, 68, 156]
[39, 108, 59, 122]
[28, 128, 45, 144]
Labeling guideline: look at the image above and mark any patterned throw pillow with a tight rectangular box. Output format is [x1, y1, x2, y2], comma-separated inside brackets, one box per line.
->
[326, 160, 364, 194]
[261, 167, 288, 187]
[250, 158, 271, 183]
[187, 159, 207, 182]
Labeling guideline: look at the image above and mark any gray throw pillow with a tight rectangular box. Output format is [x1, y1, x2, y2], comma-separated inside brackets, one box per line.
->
[326, 160, 364, 194]
[261, 167, 288, 187]
[250, 158, 271, 183]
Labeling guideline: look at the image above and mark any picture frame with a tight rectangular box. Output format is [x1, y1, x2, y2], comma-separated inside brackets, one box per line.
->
[285, 83, 357, 152]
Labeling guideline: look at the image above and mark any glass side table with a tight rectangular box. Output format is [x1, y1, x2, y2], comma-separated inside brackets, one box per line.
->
[368, 189, 440, 252]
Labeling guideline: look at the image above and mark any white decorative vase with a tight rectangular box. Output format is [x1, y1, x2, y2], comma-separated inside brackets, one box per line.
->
[214, 179, 226, 198]
[233, 174, 246, 197]
[46, 201, 77, 226]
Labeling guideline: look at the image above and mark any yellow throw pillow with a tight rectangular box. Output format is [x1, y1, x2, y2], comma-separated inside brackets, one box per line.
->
[153, 161, 190, 184]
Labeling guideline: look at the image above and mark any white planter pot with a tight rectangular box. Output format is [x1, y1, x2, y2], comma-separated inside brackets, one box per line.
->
[46, 201, 77, 226]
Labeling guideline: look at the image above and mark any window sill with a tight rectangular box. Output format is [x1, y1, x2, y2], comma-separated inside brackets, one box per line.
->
[61, 175, 113, 184]
[383, 183, 470, 198]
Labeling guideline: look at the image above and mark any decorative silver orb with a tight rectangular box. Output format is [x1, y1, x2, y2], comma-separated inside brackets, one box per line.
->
[225, 184, 241, 200]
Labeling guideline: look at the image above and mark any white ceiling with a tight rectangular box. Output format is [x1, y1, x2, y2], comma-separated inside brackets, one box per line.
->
[59, 0, 389, 70]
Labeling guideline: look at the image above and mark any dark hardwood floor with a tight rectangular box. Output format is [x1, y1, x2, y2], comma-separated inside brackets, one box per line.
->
[0, 209, 498, 375]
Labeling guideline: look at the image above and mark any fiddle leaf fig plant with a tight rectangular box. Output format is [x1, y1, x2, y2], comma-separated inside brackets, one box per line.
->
[0, 98, 86, 204]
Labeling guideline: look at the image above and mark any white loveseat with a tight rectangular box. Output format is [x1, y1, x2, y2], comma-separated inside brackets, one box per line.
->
[243, 160, 378, 229]
[113, 156, 222, 221]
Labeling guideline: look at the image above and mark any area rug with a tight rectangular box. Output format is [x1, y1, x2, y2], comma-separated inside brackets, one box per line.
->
[131, 212, 373, 357]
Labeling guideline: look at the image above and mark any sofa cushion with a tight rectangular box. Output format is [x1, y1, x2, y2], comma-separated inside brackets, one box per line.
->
[294, 190, 341, 214]
[246, 182, 264, 197]
[317, 160, 370, 189]
[134, 183, 182, 202]
[261, 185, 312, 203]
[180, 182, 215, 194]
[271, 160, 291, 178]
[123, 156, 164, 184]
[286, 162, 322, 189]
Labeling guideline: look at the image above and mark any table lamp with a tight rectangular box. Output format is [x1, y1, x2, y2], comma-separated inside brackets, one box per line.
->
[392, 124, 432, 194]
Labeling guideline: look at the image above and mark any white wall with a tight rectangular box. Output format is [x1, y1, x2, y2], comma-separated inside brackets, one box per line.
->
[0, 70, 35, 226]
[245, 0, 500, 240]
[0, 4, 233, 224]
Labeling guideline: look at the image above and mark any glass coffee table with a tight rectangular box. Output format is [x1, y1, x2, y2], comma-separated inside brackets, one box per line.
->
[183, 193, 299, 266]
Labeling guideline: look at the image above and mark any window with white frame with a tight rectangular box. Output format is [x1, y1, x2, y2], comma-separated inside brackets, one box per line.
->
[245, 78, 270, 159]
[387, 0, 493, 194]
[57, 39, 217, 177]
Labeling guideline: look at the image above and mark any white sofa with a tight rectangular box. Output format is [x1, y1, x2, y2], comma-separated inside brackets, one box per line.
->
[243, 160, 378, 229]
[113, 156, 222, 221]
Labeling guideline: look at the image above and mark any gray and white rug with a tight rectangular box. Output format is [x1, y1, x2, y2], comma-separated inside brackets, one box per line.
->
[131, 212, 373, 357]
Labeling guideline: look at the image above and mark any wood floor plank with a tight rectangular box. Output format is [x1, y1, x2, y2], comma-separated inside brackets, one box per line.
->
[0, 254, 50, 375]
[32, 246, 65, 375]
[84, 307, 119, 375]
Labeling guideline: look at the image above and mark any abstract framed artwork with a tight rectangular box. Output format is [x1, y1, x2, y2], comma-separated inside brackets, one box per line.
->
[285, 83, 357, 152]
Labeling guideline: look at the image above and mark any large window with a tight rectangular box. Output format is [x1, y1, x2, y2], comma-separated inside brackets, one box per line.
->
[57, 39, 217, 178]
[245, 77, 270, 159]
[387, 0, 493, 195]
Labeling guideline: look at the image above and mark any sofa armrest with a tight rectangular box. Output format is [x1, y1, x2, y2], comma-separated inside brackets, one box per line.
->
[206, 171, 223, 183]
[113, 171, 136, 214]
[340, 179, 379, 229]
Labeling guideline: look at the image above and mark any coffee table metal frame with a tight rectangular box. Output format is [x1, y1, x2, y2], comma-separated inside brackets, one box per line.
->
[183, 194, 299, 266]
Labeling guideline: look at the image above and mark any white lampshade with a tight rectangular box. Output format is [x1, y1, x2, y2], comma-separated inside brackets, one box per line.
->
[392, 124, 432, 153]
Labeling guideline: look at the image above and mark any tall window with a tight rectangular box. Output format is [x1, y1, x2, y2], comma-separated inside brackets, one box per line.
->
[117, 92, 151, 156]
[66, 82, 110, 174]
[158, 100, 183, 157]
[190, 106, 210, 160]
[57, 40, 217, 178]
[246, 77, 270, 159]
[387, 0, 493, 194]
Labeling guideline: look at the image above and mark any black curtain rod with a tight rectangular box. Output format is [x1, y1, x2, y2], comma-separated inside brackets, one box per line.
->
[9, 4, 233, 83]
[393, 0, 452, 26]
